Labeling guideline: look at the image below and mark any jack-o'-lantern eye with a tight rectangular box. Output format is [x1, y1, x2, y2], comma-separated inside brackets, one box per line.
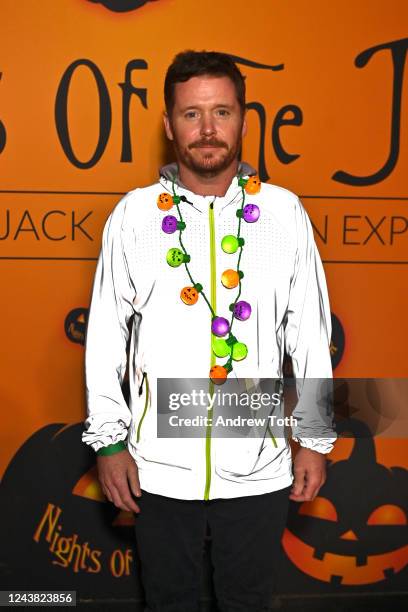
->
[73, 466, 105, 502]
[299, 496, 338, 521]
[367, 504, 406, 525]
[72, 468, 135, 527]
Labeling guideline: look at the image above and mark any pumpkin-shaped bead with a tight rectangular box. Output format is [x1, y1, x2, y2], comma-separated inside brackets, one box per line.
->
[244, 175, 261, 195]
[231, 342, 248, 361]
[221, 269, 243, 289]
[221, 235, 245, 254]
[180, 286, 199, 305]
[157, 193, 174, 211]
[243, 204, 260, 223]
[212, 337, 232, 358]
[231, 300, 252, 321]
[166, 248, 190, 267]
[209, 365, 228, 385]
[211, 316, 230, 337]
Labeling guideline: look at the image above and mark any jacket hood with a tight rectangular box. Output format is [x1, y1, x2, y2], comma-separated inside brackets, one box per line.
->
[159, 161, 257, 185]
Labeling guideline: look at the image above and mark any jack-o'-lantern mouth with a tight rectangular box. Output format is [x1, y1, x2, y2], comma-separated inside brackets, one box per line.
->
[282, 529, 408, 585]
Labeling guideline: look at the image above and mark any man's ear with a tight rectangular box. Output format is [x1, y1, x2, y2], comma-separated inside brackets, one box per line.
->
[241, 112, 248, 139]
[163, 111, 174, 141]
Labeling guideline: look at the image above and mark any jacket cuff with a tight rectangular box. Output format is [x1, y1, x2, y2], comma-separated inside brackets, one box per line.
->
[82, 417, 129, 451]
[292, 436, 337, 454]
[96, 441, 127, 456]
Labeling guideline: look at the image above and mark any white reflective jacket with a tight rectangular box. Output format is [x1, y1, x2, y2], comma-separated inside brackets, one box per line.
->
[82, 168, 336, 500]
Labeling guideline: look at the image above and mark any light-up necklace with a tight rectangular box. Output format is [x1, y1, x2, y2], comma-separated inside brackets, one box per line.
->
[157, 174, 261, 384]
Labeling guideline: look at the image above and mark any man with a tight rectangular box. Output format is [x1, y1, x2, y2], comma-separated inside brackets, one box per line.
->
[82, 51, 336, 612]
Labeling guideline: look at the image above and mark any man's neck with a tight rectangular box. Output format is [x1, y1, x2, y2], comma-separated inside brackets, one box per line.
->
[178, 161, 239, 197]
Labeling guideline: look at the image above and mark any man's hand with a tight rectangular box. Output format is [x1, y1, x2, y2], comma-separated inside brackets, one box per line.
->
[289, 446, 326, 502]
[96, 449, 142, 513]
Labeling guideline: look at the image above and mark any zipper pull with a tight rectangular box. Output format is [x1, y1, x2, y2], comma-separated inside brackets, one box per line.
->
[138, 371, 147, 396]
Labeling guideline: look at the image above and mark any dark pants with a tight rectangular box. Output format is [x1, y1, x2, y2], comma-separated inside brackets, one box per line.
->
[133, 485, 291, 612]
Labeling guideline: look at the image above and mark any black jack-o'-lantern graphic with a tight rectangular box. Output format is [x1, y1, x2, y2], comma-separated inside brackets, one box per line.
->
[0, 422, 215, 599]
[87, 0, 157, 12]
[329, 313, 345, 370]
[0, 423, 141, 594]
[283, 417, 408, 585]
[64, 308, 89, 345]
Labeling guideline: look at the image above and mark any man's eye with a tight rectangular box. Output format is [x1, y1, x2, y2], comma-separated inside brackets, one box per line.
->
[217, 109, 230, 117]
[185, 111, 198, 119]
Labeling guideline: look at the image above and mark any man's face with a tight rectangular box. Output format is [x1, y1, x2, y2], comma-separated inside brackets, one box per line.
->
[164, 75, 247, 177]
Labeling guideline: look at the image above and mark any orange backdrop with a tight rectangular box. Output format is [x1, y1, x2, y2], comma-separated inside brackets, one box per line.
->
[1, 0, 407, 498]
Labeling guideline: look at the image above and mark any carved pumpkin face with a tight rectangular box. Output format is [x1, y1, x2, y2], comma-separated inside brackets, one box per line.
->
[180, 286, 198, 305]
[157, 192, 173, 211]
[244, 175, 261, 195]
[283, 417, 408, 585]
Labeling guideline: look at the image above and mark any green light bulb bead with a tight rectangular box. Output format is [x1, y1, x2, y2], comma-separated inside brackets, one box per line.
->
[212, 337, 232, 358]
[221, 235, 245, 254]
[232, 342, 248, 361]
[166, 248, 190, 268]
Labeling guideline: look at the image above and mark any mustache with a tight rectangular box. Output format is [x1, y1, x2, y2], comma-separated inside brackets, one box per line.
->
[188, 139, 228, 149]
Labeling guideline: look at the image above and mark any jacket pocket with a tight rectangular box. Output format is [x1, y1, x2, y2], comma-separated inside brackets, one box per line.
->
[215, 432, 279, 478]
[135, 372, 149, 443]
[133, 373, 194, 470]
[136, 438, 194, 471]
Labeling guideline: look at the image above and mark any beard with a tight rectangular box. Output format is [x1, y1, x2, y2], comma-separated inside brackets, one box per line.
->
[172, 134, 242, 178]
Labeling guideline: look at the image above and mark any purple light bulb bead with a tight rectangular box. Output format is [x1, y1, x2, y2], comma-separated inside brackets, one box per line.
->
[243, 204, 260, 223]
[162, 215, 178, 234]
[233, 300, 252, 321]
[211, 316, 230, 337]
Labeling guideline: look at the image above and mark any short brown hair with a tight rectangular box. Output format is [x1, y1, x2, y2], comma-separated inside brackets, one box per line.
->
[164, 50, 246, 115]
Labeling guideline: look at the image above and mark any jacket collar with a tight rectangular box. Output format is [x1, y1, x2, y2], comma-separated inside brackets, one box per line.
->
[158, 161, 257, 213]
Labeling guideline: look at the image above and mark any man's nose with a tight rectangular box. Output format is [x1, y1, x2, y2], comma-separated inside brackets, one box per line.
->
[200, 114, 216, 136]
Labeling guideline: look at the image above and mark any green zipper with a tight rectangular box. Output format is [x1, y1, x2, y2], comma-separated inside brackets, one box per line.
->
[136, 373, 149, 443]
[204, 201, 217, 500]
[267, 425, 278, 448]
